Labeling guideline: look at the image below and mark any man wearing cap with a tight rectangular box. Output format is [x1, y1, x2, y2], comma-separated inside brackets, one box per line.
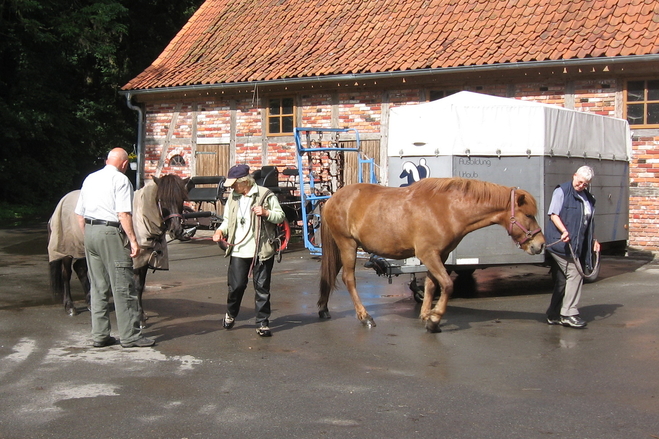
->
[213, 164, 285, 336]
[75, 148, 155, 348]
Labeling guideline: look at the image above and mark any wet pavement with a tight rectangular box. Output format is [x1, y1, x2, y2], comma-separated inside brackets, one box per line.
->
[1, 225, 658, 438]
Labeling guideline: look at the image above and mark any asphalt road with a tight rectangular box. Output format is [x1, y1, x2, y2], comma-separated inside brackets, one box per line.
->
[0, 225, 658, 439]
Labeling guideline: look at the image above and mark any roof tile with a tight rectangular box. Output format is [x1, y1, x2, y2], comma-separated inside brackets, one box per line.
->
[123, 0, 659, 90]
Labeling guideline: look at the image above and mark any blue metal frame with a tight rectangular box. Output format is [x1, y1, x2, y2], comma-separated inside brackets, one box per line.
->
[294, 127, 376, 255]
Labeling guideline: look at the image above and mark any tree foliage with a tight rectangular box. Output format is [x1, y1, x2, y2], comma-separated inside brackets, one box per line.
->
[0, 0, 204, 207]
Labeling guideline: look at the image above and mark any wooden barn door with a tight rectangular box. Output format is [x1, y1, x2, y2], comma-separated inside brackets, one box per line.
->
[196, 143, 230, 177]
[195, 143, 230, 213]
[343, 139, 381, 186]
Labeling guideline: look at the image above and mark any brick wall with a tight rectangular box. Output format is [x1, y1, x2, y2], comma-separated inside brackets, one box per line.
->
[141, 81, 659, 250]
[300, 93, 333, 127]
[630, 134, 659, 250]
[197, 101, 231, 139]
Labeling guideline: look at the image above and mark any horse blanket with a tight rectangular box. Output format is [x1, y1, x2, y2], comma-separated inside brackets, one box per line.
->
[47, 182, 169, 270]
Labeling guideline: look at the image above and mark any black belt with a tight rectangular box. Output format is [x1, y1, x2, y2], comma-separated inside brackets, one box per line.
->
[85, 218, 120, 227]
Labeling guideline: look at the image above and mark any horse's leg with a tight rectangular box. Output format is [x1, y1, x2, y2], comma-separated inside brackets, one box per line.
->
[419, 273, 438, 316]
[61, 257, 78, 316]
[72, 258, 91, 311]
[338, 242, 376, 328]
[419, 255, 453, 333]
[134, 266, 148, 329]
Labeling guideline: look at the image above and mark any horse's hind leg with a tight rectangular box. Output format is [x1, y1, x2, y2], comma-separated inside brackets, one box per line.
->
[339, 244, 376, 328]
[419, 255, 453, 333]
[61, 257, 77, 316]
[72, 258, 90, 311]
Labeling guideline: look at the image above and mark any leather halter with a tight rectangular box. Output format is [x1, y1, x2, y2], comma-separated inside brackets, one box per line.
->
[158, 200, 184, 228]
[508, 188, 542, 247]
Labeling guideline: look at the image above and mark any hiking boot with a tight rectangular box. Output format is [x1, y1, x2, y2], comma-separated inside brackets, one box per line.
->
[93, 336, 117, 348]
[223, 313, 235, 329]
[121, 337, 156, 348]
[546, 317, 561, 325]
[256, 324, 272, 337]
[560, 315, 587, 328]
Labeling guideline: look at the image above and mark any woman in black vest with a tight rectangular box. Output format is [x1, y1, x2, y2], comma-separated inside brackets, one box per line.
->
[545, 166, 600, 328]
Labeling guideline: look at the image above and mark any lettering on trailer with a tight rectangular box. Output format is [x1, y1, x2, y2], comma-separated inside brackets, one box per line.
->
[458, 157, 491, 179]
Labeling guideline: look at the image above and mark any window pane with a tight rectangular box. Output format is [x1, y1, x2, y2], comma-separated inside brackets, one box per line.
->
[269, 117, 280, 134]
[169, 155, 185, 167]
[282, 98, 294, 114]
[647, 103, 659, 125]
[627, 81, 645, 102]
[627, 103, 644, 125]
[647, 80, 659, 101]
[269, 99, 281, 115]
[429, 90, 444, 101]
[282, 116, 294, 133]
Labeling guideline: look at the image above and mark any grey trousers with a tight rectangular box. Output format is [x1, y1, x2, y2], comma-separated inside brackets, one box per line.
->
[84, 224, 142, 344]
[548, 251, 583, 317]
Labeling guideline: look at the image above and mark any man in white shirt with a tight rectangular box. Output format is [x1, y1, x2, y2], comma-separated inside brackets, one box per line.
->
[75, 148, 155, 348]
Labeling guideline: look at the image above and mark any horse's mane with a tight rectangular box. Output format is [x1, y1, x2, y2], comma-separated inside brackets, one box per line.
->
[414, 177, 513, 208]
[156, 174, 188, 205]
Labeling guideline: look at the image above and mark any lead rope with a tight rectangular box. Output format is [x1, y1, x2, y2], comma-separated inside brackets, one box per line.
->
[218, 195, 257, 249]
[248, 189, 273, 277]
[545, 238, 601, 280]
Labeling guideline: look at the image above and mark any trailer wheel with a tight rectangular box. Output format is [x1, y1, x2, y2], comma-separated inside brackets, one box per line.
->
[410, 278, 424, 303]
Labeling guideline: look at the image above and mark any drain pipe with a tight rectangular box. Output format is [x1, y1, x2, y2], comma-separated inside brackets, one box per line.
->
[124, 92, 144, 189]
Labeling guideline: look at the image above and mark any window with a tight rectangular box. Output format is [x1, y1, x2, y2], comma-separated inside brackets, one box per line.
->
[625, 80, 659, 127]
[169, 155, 186, 167]
[267, 97, 295, 135]
[429, 89, 460, 101]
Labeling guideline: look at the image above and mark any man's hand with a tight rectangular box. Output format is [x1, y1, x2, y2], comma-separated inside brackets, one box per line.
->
[129, 240, 141, 258]
[252, 206, 269, 217]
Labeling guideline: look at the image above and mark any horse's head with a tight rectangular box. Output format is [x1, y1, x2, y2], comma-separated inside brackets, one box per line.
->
[153, 175, 189, 239]
[508, 188, 545, 255]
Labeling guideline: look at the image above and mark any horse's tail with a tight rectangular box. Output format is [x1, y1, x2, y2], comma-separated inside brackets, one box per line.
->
[49, 259, 64, 302]
[318, 218, 342, 311]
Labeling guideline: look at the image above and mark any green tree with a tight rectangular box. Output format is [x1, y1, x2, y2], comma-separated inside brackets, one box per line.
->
[0, 0, 203, 211]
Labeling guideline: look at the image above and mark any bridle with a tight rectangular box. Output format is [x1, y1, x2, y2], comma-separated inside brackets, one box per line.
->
[508, 188, 542, 247]
[158, 200, 184, 235]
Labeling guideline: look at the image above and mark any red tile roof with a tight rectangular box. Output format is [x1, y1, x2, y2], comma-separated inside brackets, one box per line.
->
[123, 0, 659, 90]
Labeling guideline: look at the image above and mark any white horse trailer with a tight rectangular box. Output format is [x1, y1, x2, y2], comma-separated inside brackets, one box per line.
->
[375, 91, 631, 294]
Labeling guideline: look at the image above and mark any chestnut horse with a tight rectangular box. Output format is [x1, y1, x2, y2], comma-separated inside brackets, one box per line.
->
[319, 178, 545, 333]
[48, 174, 188, 328]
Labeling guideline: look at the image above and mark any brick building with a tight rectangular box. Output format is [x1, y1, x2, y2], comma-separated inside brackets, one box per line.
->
[121, 0, 659, 250]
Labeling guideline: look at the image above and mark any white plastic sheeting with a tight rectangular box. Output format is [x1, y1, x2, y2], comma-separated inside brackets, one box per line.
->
[388, 91, 631, 160]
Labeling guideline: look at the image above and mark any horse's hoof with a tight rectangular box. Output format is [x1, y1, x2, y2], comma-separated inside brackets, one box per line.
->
[425, 320, 442, 333]
[66, 306, 78, 316]
[318, 310, 332, 319]
[361, 317, 376, 328]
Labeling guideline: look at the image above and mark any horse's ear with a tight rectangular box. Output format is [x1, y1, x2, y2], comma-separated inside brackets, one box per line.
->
[516, 192, 526, 206]
[153, 176, 160, 185]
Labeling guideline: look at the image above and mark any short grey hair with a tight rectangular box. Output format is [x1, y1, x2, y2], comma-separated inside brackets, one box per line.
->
[235, 175, 255, 186]
[575, 165, 594, 181]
